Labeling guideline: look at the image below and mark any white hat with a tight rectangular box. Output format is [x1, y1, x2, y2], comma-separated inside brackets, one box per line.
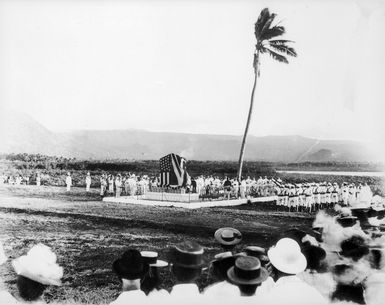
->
[12, 244, 63, 286]
[267, 238, 307, 274]
[140, 251, 168, 268]
[0, 241, 7, 265]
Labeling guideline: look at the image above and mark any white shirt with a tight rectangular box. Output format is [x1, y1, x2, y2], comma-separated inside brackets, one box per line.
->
[109, 290, 147, 305]
[260, 275, 327, 305]
[170, 283, 200, 297]
[203, 280, 239, 298]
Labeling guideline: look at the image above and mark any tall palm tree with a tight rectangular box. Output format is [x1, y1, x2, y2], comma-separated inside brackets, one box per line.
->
[237, 8, 297, 181]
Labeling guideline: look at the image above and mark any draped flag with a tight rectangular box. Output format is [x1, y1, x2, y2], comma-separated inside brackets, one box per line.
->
[159, 153, 188, 187]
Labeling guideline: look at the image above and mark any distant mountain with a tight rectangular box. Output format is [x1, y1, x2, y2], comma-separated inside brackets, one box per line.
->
[0, 110, 381, 162]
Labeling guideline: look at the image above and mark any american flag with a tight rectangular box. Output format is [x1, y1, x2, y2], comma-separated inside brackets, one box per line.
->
[159, 153, 187, 187]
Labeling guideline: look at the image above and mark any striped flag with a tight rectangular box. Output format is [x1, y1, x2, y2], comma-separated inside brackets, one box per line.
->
[159, 153, 188, 187]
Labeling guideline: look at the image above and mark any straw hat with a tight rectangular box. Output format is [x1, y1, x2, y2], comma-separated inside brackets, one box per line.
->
[12, 244, 63, 286]
[172, 241, 204, 269]
[227, 256, 268, 285]
[214, 228, 242, 246]
[0, 241, 7, 265]
[267, 238, 307, 274]
[141, 251, 168, 268]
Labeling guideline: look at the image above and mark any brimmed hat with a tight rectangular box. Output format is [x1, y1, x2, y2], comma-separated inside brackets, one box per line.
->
[337, 216, 358, 228]
[113, 249, 149, 280]
[12, 244, 63, 286]
[214, 228, 242, 246]
[141, 251, 168, 268]
[268, 238, 307, 274]
[244, 246, 269, 264]
[227, 256, 268, 285]
[0, 241, 6, 265]
[172, 241, 204, 269]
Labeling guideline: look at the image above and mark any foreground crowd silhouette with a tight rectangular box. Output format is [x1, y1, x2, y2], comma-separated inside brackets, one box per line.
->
[1, 202, 385, 305]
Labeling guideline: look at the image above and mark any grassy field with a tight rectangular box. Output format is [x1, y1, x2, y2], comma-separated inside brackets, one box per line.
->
[0, 184, 313, 304]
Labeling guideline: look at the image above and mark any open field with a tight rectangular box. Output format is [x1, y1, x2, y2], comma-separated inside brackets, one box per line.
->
[0, 184, 313, 304]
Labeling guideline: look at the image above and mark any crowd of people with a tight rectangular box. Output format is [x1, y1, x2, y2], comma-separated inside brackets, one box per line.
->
[274, 181, 374, 213]
[1, 204, 385, 304]
[0, 171, 379, 208]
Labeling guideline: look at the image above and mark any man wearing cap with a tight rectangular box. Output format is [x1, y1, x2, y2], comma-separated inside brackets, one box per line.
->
[12, 243, 63, 303]
[261, 238, 327, 304]
[140, 251, 168, 297]
[169, 241, 204, 298]
[214, 227, 242, 252]
[227, 256, 269, 297]
[203, 252, 240, 298]
[110, 249, 148, 304]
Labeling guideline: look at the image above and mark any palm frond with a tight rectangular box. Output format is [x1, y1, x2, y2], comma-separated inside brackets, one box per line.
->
[254, 8, 271, 40]
[268, 39, 294, 45]
[268, 42, 297, 57]
[265, 48, 289, 64]
[257, 13, 277, 40]
[260, 25, 285, 41]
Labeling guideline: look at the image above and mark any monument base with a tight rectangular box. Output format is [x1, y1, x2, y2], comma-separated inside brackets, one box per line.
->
[102, 194, 277, 209]
[143, 192, 200, 202]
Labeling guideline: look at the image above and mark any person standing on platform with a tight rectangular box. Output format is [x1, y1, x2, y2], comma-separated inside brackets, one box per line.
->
[108, 174, 114, 195]
[100, 174, 107, 198]
[65, 172, 72, 192]
[223, 177, 232, 200]
[115, 174, 122, 197]
[85, 172, 91, 192]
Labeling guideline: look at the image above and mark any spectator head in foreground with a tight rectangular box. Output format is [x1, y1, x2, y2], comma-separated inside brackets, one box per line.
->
[12, 243, 63, 302]
[210, 251, 238, 282]
[171, 241, 204, 284]
[214, 227, 242, 251]
[140, 250, 168, 294]
[267, 238, 307, 281]
[227, 256, 268, 296]
[113, 249, 149, 291]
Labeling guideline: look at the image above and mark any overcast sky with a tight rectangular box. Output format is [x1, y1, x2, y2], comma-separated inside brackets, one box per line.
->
[0, 0, 384, 149]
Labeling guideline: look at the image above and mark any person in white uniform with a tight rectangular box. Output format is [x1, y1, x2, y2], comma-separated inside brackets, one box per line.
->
[85, 172, 91, 192]
[65, 172, 72, 192]
[110, 249, 148, 305]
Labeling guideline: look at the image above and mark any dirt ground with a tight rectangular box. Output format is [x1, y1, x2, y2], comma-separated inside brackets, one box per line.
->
[0, 184, 314, 304]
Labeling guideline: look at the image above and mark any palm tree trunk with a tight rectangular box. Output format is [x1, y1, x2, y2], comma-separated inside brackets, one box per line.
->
[237, 51, 259, 181]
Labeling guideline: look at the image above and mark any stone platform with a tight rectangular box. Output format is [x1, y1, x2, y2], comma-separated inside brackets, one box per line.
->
[103, 194, 277, 209]
[141, 191, 200, 202]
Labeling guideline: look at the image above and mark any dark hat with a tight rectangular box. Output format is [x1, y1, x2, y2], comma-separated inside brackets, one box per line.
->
[172, 241, 204, 269]
[210, 252, 237, 279]
[214, 228, 242, 246]
[113, 249, 149, 280]
[227, 256, 268, 285]
[340, 236, 369, 261]
[302, 245, 326, 270]
[337, 216, 358, 228]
